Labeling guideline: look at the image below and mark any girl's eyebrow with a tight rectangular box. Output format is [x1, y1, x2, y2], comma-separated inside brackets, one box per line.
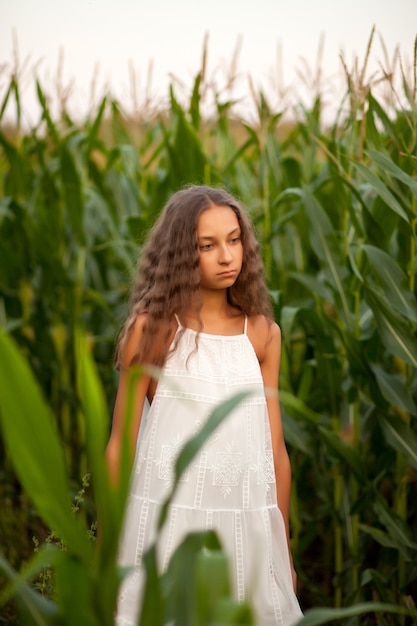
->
[198, 227, 241, 241]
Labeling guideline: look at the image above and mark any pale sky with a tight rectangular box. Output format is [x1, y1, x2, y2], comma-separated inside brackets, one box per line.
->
[1, 0, 416, 124]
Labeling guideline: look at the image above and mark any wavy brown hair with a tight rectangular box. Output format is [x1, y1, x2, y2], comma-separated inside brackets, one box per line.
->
[115, 185, 273, 368]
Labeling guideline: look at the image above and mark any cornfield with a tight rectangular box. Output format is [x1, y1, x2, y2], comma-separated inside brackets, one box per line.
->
[0, 32, 416, 625]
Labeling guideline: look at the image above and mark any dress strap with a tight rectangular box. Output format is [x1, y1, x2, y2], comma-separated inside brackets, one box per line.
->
[174, 314, 182, 328]
[243, 315, 248, 335]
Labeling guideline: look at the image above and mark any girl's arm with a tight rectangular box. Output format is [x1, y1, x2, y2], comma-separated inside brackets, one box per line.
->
[106, 314, 151, 487]
[258, 319, 297, 590]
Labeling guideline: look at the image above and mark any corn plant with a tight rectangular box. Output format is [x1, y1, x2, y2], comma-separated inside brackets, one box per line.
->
[1, 33, 416, 624]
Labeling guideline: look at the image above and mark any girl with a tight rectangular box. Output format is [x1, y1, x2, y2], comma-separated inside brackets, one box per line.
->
[106, 185, 303, 625]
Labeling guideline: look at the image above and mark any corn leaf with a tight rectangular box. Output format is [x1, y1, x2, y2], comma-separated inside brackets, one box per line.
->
[54, 553, 96, 626]
[36, 80, 60, 145]
[359, 523, 407, 553]
[75, 330, 124, 614]
[0, 545, 61, 607]
[370, 364, 417, 416]
[365, 288, 417, 368]
[354, 162, 409, 223]
[296, 602, 414, 625]
[379, 414, 417, 471]
[279, 391, 321, 425]
[0, 554, 60, 626]
[366, 149, 417, 201]
[163, 531, 220, 626]
[281, 411, 311, 455]
[0, 331, 90, 559]
[60, 146, 85, 245]
[363, 244, 417, 323]
[86, 95, 107, 158]
[317, 425, 363, 481]
[301, 187, 351, 325]
[373, 498, 417, 557]
[138, 545, 164, 626]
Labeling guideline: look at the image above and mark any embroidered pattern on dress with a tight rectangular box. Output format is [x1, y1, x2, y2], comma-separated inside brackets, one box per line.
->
[212, 443, 242, 497]
[256, 450, 275, 485]
[228, 338, 260, 375]
[201, 340, 226, 376]
[155, 435, 190, 486]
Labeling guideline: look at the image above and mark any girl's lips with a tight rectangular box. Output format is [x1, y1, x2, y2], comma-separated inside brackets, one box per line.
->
[217, 269, 237, 277]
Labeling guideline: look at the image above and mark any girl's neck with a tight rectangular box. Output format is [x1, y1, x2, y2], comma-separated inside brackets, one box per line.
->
[185, 290, 243, 334]
[192, 289, 231, 318]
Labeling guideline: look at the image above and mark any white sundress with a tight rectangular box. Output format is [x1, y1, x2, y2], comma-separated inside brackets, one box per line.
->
[116, 317, 303, 626]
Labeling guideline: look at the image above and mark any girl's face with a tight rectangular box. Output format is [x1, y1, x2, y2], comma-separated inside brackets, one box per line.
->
[197, 205, 243, 291]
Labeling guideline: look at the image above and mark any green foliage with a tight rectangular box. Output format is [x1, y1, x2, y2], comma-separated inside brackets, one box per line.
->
[0, 331, 254, 625]
[1, 36, 417, 623]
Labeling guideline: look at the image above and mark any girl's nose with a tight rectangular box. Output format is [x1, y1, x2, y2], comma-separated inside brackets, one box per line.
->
[219, 244, 233, 264]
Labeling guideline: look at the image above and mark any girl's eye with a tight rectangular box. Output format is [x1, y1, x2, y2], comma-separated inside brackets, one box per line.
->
[230, 237, 241, 244]
[200, 244, 213, 251]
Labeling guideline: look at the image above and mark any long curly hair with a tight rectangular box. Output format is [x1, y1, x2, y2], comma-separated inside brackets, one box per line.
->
[115, 185, 273, 368]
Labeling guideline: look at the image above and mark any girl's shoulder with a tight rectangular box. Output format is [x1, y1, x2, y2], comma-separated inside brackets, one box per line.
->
[247, 315, 281, 363]
[118, 313, 148, 367]
[125, 312, 177, 364]
[247, 314, 280, 336]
